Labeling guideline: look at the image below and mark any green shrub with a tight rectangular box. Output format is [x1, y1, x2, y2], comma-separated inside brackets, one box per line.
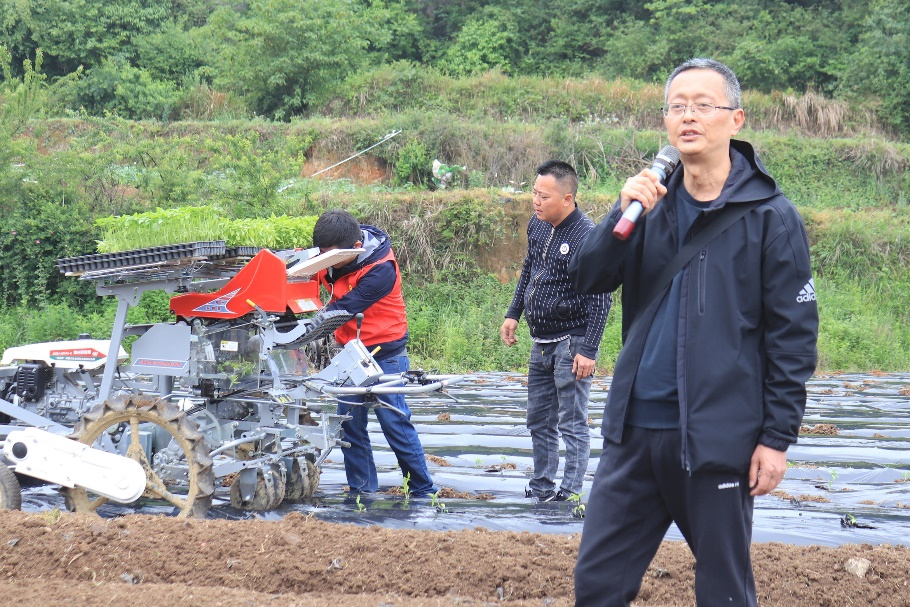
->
[0, 189, 97, 307]
[0, 302, 116, 354]
[404, 274, 622, 373]
[75, 58, 181, 120]
[394, 139, 431, 187]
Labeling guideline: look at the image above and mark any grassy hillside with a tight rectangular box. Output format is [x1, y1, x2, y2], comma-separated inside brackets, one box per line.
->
[2, 106, 910, 372]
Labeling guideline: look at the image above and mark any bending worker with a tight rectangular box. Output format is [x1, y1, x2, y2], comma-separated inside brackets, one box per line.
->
[313, 209, 435, 497]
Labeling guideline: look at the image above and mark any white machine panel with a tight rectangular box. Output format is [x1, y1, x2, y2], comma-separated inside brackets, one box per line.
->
[3, 427, 146, 503]
[0, 339, 128, 371]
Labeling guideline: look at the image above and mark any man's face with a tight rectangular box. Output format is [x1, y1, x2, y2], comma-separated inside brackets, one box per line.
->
[664, 69, 744, 161]
[532, 174, 572, 226]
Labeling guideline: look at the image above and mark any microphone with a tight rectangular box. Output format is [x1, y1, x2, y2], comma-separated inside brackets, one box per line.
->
[613, 145, 681, 241]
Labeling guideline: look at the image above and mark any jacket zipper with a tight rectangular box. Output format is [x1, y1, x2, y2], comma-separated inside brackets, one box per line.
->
[680, 214, 708, 474]
[697, 249, 707, 315]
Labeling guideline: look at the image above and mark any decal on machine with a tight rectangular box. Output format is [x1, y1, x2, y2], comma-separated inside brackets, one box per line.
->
[50, 348, 106, 362]
[133, 358, 187, 369]
[192, 288, 242, 314]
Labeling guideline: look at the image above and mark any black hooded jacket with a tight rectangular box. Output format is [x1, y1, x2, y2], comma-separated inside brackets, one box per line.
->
[569, 140, 818, 473]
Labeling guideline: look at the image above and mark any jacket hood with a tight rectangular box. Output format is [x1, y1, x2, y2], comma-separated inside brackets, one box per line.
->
[327, 224, 391, 280]
[669, 139, 782, 211]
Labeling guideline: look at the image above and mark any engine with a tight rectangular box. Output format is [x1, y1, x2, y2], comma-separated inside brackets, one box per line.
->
[2, 362, 96, 425]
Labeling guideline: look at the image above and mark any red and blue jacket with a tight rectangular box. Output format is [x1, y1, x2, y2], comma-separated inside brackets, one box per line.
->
[318, 225, 408, 360]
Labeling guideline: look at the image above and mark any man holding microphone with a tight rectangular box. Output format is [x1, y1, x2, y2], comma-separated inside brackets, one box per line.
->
[570, 59, 818, 606]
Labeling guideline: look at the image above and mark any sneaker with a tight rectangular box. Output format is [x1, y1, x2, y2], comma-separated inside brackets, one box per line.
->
[538, 489, 572, 503]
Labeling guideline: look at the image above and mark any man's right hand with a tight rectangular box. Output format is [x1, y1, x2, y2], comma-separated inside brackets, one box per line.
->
[620, 169, 668, 216]
[500, 318, 518, 346]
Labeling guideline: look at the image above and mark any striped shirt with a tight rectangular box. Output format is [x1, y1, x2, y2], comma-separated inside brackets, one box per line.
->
[506, 207, 611, 360]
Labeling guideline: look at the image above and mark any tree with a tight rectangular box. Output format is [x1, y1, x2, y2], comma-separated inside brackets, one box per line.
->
[361, 0, 428, 64]
[841, 0, 910, 136]
[437, 7, 522, 76]
[7, 0, 172, 77]
[206, 0, 373, 120]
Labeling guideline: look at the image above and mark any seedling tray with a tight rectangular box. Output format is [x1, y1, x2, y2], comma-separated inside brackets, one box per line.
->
[213, 246, 262, 261]
[56, 241, 228, 275]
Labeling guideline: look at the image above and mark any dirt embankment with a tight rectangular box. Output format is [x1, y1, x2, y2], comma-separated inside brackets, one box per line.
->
[1, 509, 909, 606]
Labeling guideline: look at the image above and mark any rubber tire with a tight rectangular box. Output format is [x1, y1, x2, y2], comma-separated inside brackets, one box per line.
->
[0, 464, 21, 510]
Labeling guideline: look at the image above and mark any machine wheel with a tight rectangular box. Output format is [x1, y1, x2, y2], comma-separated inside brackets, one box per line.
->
[61, 395, 215, 518]
[0, 464, 22, 510]
[284, 458, 321, 501]
[230, 464, 286, 510]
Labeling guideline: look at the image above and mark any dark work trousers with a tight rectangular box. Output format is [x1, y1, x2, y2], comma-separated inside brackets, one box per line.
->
[574, 426, 756, 607]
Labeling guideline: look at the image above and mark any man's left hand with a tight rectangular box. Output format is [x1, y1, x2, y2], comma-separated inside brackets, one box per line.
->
[749, 444, 787, 496]
[572, 354, 596, 381]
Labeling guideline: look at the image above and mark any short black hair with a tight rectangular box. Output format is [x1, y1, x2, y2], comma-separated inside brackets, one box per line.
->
[312, 209, 362, 249]
[536, 160, 578, 198]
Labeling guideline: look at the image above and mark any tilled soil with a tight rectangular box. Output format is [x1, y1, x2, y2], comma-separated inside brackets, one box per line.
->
[1, 509, 909, 606]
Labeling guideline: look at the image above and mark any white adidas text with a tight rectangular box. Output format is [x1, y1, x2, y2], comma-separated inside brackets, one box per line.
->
[797, 278, 816, 303]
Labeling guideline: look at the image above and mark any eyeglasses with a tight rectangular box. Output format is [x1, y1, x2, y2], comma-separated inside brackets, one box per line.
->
[662, 103, 737, 118]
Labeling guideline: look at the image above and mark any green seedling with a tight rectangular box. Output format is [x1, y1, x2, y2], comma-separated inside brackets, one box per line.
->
[401, 472, 412, 502]
[901, 471, 910, 481]
[355, 494, 366, 513]
[474, 457, 485, 468]
[430, 491, 448, 513]
[567, 492, 586, 519]
[95, 206, 319, 252]
[827, 468, 839, 492]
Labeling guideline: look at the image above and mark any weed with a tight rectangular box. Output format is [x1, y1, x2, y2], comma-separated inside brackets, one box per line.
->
[430, 491, 448, 513]
[43, 508, 62, 525]
[355, 494, 366, 513]
[474, 457, 485, 468]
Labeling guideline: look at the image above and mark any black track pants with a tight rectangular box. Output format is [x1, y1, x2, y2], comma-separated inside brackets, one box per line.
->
[574, 426, 756, 607]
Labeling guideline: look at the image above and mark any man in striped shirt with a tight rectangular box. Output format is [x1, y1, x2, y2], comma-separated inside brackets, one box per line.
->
[501, 160, 611, 502]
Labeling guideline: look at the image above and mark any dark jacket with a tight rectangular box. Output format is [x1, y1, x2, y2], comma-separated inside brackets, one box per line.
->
[507, 207, 610, 360]
[569, 140, 818, 473]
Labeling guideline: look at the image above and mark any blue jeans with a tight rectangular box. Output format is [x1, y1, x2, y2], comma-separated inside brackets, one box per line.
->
[336, 353, 435, 495]
[527, 336, 594, 496]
